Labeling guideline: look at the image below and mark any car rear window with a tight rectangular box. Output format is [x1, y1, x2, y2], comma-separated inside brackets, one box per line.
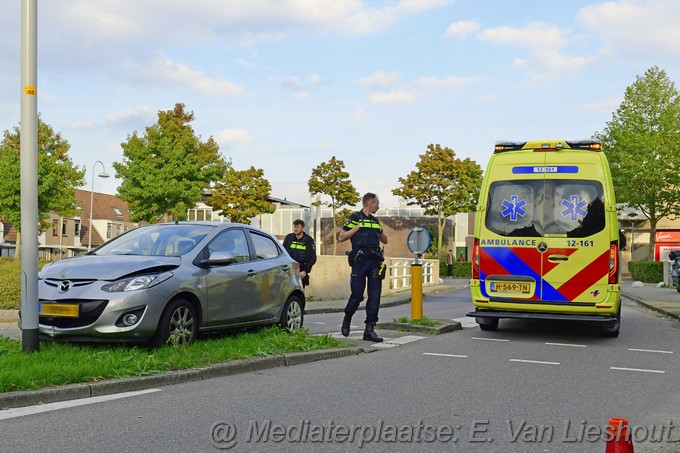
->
[485, 179, 605, 238]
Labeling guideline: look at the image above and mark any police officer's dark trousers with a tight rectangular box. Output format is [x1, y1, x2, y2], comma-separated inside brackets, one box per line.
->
[344, 255, 382, 324]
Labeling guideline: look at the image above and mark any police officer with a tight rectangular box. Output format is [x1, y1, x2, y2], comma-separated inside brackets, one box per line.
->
[282, 219, 317, 287]
[338, 193, 388, 342]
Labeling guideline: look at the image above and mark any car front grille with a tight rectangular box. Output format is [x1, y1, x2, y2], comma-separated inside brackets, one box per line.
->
[39, 300, 109, 328]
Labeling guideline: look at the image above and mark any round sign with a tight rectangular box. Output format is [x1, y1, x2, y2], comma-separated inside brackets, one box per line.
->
[407, 227, 431, 255]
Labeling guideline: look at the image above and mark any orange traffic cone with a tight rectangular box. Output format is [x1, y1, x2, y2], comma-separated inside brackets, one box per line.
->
[605, 418, 635, 453]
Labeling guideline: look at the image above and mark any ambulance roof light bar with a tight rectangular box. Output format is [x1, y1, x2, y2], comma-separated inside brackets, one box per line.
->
[494, 139, 602, 153]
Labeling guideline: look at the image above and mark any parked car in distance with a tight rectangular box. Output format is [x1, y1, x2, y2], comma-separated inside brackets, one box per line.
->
[36, 222, 305, 346]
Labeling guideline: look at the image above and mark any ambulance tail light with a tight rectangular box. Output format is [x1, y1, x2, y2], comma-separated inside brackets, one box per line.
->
[609, 241, 619, 284]
[472, 238, 480, 279]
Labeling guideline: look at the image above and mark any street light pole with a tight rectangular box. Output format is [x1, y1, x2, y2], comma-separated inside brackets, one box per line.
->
[628, 211, 639, 261]
[88, 161, 109, 251]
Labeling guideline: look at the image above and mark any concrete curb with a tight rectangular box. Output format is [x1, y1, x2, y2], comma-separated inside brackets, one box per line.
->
[623, 294, 680, 321]
[304, 285, 457, 315]
[377, 320, 462, 334]
[0, 346, 364, 410]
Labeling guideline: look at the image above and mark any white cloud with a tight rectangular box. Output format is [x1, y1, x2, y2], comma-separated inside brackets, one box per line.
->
[214, 128, 255, 144]
[156, 57, 245, 96]
[417, 76, 473, 88]
[106, 105, 156, 127]
[368, 90, 415, 105]
[397, 0, 452, 14]
[581, 96, 623, 112]
[577, 0, 680, 57]
[479, 22, 593, 71]
[359, 71, 401, 87]
[444, 20, 480, 38]
[66, 121, 95, 130]
[478, 93, 497, 103]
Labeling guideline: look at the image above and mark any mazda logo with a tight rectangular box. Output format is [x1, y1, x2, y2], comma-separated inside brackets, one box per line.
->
[58, 281, 71, 293]
[537, 242, 548, 253]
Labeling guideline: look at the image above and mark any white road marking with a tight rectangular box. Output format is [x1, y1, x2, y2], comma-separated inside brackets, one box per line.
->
[371, 343, 398, 349]
[386, 335, 426, 345]
[0, 389, 161, 420]
[308, 321, 326, 325]
[471, 337, 509, 342]
[610, 367, 665, 374]
[423, 352, 468, 358]
[545, 342, 587, 348]
[452, 317, 478, 328]
[628, 348, 673, 354]
[510, 359, 560, 365]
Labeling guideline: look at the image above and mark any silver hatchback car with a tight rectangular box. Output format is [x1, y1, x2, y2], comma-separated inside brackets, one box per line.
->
[37, 222, 305, 345]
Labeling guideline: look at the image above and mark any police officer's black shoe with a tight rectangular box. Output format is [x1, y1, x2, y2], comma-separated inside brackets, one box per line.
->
[341, 315, 352, 337]
[363, 323, 383, 343]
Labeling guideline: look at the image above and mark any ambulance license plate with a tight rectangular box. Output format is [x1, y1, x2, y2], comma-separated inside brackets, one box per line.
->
[40, 303, 79, 318]
[490, 282, 530, 294]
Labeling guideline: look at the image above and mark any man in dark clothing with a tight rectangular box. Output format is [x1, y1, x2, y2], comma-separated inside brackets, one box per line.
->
[282, 219, 316, 288]
[338, 193, 388, 342]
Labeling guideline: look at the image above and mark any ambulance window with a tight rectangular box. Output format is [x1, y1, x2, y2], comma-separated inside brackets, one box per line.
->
[485, 181, 541, 237]
[545, 181, 605, 237]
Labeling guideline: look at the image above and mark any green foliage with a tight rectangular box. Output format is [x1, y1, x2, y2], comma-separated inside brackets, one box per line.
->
[208, 166, 275, 224]
[392, 144, 483, 261]
[308, 156, 360, 254]
[0, 327, 346, 393]
[628, 260, 664, 283]
[596, 66, 680, 260]
[439, 260, 471, 278]
[0, 117, 85, 233]
[114, 103, 228, 223]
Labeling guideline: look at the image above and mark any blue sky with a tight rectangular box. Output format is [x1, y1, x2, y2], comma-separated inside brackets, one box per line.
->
[1, 0, 679, 207]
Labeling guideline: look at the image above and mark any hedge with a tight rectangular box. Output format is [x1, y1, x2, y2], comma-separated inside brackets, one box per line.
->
[439, 260, 471, 278]
[628, 260, 664, 283]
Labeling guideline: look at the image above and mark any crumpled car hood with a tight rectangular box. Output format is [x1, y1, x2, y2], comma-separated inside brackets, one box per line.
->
[39, 255, 182, 281]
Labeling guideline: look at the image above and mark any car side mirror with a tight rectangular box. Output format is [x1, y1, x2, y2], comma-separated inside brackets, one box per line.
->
[207, 251, 238, 266]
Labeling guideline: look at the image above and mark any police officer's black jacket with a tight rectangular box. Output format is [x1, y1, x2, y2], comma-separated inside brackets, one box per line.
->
[343, 210, 382, 252]
[282, 232, 317, 273]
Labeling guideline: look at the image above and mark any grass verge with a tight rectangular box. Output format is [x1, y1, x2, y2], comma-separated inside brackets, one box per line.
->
[0, 327, 347, 393]
[392, 316, 441, 326]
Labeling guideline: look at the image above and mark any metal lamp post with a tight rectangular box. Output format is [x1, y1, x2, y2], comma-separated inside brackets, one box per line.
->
[628, 211, 639, 260]
[88, 161, 109, 250]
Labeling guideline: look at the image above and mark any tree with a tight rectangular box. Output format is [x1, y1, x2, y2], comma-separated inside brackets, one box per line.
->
[114, 103, 228, 223]
[208, 166, 275, 224]
[596, 66, 680, 260]
[392, 144, 483, 261]
[0, 117, 85, 256]
[308, 156, 360, 255]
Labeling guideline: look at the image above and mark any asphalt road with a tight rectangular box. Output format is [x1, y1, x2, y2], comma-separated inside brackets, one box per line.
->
[1, 286, 679, 452]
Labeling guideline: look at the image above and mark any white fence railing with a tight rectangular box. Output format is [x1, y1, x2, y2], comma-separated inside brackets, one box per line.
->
[386, 258, 437, 290]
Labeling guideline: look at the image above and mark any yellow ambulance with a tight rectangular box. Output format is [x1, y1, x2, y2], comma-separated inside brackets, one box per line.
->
[467, 140, 621, 336]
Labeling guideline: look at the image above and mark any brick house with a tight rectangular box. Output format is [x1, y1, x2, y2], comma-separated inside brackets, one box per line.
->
[0, 189, 138, 260]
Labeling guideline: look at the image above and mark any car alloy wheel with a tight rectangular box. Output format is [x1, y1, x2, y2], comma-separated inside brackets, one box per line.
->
[153, 298, 198, 346]
[280, 296, 303, 331]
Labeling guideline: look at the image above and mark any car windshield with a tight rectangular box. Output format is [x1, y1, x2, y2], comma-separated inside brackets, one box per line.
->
[93, 224, 215, 257]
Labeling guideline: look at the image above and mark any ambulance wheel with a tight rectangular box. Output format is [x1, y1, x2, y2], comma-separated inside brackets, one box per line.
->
[601, 308, 620, 338]
[478, 318, 498, 331]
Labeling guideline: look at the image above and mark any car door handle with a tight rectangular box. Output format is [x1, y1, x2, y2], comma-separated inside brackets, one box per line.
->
[548, 255, 569, 262]
[247, 270, 257, 277]
[280, 265, 290, 271]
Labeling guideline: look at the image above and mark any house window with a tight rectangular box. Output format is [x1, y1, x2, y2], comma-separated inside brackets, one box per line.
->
[52, 220, 58, 236]
[116, 225, 121, 236]
[112, 207, 123, 217]
[107, 223, 112, 239]
[74, 221, 80, 236]
[62, 220, 67, 237]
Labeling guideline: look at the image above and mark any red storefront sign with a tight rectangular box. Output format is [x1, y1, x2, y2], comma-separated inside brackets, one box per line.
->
[655, 230, 680, 261]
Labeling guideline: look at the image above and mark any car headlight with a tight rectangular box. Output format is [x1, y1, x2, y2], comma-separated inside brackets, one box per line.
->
[102, 272, 173, 292]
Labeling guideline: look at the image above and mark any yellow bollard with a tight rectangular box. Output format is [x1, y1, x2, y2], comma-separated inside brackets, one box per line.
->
[411, 263, 423, 320]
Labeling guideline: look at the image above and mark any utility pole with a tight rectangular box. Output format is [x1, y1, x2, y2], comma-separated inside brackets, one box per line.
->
[20, 0, 39, 352]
